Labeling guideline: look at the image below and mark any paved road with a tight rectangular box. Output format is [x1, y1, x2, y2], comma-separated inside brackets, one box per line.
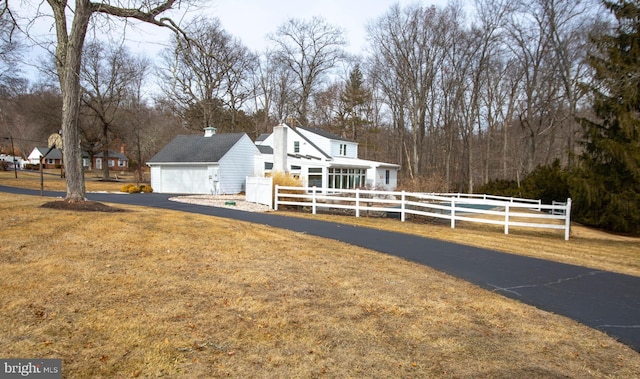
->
[3, 186, 640, 352]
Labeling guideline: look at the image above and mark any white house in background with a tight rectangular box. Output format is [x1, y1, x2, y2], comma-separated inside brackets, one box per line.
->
[255, 123, 400, 191]
[147, 127, 259, 194]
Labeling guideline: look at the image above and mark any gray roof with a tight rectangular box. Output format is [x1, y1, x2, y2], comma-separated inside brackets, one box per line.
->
[296, 125, 352, 142]
[147, 133, 246, 163]
[36, 147, 90, 159]
[257, 145, 273, 154]
[37, 147, 63, 160]
[95, 151, 128, 160]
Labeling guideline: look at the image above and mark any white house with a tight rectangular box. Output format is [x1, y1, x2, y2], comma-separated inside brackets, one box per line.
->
[255, 123, 399, 191]
[147, 127, 259, 194]
[27, 147, 68, 168]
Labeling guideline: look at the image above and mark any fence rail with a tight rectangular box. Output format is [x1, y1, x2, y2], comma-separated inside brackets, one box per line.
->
[274, 186, 572, 240]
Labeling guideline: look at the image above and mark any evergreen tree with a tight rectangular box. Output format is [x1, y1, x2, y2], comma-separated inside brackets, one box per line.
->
[338, 64, 371, 140]
[574, 0, 640, 234]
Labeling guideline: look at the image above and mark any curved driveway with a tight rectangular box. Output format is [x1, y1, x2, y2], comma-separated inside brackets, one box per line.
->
[3, 186, 640, 352]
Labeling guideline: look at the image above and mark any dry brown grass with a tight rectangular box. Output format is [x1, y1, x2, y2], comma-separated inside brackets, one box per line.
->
[0, 169, 139, 193]
[1, 192, 639, 378]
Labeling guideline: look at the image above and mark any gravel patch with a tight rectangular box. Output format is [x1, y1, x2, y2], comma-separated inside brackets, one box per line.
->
[169, 195, 271, 213]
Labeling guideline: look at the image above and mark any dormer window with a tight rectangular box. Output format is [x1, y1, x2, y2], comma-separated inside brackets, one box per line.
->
[339, 144, 347, 156]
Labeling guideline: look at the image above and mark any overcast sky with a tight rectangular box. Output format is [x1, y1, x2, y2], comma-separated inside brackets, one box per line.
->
[210, 0, 451, 53]
[116, 0, 454, 58]
[18, 0, 456, 81]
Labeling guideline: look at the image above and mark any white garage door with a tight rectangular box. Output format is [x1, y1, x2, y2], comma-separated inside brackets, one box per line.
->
[160, 166, 208, 194]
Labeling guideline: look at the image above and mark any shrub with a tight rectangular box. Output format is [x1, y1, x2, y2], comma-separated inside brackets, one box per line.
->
[521, 160, 570, 204]
[120, 184, 153, 193]
[397, 174, 448, 193]
[120, 184, 134, 193]
[271, 171, 303, 188]
[270, 171, 303, 207]
[476, 179, 522, 198]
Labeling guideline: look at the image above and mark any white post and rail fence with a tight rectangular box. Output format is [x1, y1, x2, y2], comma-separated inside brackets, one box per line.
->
[268, 185, 572, 240]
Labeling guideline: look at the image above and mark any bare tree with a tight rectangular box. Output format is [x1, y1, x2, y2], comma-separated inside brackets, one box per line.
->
[80, 41, 146, 180]
[367, 4, 447, 178]
[0, 5, 24, 93]
[159, 17, 254, 133]
[268, 16, 347, 125]
[39, 0, 187, 202]
[250, 50, 279, 134]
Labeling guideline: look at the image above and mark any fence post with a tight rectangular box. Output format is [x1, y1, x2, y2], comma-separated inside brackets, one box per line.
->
[504, 203, 510, 235]
[355, 188, 360, 218]
[274, 185, 279, 211]
[450, 199, 456, 229]
[401, 191, 406, 222]
[312, 186, 317, 215]
[564, 198, 572, 241]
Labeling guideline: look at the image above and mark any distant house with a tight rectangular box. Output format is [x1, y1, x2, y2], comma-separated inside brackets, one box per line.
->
[0, 154, 25, 168]
[93, 150, 129, 170]
[147, 127, 259, 194]
[255, 123, 400, 191]
[28, 147, 118, 170]
[27, 147, 65, 168]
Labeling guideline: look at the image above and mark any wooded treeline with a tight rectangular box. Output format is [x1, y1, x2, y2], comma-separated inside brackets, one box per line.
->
[1, 0, 638, 233]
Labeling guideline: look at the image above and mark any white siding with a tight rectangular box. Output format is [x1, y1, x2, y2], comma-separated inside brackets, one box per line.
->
[150, 166, 162, 191]
[218, 135, 259, 194]
[295, 128, 332, 154]
[155, 165, 209, 194]
[368, 167, 398, 191]
[330, 141, 358, 158]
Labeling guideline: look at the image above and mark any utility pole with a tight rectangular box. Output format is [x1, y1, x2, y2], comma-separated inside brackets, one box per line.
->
[10, 136, 17, 178]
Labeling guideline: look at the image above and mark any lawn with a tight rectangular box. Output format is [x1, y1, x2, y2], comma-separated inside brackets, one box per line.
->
[0, 171, 639, 378]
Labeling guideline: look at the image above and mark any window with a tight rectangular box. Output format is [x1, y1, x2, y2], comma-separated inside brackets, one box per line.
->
[308, 167, 322, 187]
[118, 160, 126, 167]
[328, 168, 366, 189]
[46, 158, 54, 165]
[108, 160, 115, 167]
[339, 144, 347, 156]
[294, 141, 300, 153]
[385, 170, 390, 185]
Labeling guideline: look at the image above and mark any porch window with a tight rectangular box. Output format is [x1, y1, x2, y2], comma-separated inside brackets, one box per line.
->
[328, 168, 366, 189]
[308, 167, 322, 187]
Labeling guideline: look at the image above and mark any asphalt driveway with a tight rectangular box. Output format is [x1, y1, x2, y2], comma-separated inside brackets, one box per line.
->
[3, 186, 640, 352]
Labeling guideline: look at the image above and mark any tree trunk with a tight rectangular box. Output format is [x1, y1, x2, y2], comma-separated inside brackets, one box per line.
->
[55, 0, 92, 202]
